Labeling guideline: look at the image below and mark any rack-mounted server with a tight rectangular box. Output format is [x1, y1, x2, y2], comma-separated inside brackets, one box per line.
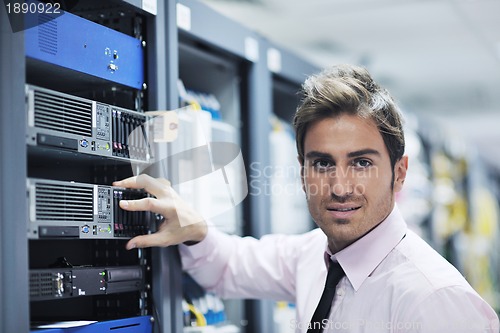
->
[30, 265, 144, 301]
[27, 178, 154, 239]
[26, 85, 153, 162]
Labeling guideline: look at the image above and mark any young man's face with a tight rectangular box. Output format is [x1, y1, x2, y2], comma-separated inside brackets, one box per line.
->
[300, 113, 408, 253]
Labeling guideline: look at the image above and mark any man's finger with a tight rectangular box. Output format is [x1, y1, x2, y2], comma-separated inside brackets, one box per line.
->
[112, 176, 141, 188]
[157, 178, 171, 187]
[119, 197, 172, 216]
[135, 174, 171, 198]
[114, 174, 172, 198]
[126, 233, 171, 249]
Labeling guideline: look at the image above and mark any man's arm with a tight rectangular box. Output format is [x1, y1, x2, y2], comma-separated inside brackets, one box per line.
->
[179, 225, 313, 302]
[398, 286, 499, 332]
[113, 173, 304, 302]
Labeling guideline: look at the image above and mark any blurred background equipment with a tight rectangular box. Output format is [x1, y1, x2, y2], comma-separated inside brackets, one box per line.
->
[200, 0, 500, 174]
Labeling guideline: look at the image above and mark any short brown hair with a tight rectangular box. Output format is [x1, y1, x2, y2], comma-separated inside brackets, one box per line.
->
[293, 64, 405, 168]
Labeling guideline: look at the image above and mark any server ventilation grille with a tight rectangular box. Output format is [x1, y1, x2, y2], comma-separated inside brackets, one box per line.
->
[35, 182, 93, 221]
[34, 89, 93, 136]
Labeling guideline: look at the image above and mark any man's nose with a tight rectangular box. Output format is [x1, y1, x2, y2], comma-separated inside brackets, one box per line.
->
[329, 166, 354, 197]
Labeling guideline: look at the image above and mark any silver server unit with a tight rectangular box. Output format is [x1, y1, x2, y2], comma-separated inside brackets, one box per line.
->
[26, 85, 153, 162]
[27, 178, 153, 239]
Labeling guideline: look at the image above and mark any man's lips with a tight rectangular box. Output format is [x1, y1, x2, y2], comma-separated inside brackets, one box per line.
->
[326, 204, 362, 212]
[326, 204, 361, 218]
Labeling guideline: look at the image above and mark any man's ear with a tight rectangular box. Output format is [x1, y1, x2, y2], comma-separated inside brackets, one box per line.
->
[393, 155, 408, 193]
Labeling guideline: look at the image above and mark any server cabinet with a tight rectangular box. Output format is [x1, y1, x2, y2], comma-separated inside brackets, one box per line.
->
[0, 1, 173, 332]
[266, 41, 319, 235]
[173, 0, 272, 332]
[264, 40, 319, 333]
[25, 0, 154, 326]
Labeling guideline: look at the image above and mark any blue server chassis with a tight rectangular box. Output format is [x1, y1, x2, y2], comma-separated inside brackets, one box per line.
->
[25, 5, 144, 90]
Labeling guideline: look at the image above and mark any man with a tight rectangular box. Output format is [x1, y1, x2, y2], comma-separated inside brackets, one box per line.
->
[113, 64, 499, 332]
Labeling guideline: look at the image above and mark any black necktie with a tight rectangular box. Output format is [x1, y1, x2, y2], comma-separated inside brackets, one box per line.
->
[307, 261, 345, 333]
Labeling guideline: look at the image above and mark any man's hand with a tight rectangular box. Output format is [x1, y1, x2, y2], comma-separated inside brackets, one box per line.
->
[113, 174, 208, 250]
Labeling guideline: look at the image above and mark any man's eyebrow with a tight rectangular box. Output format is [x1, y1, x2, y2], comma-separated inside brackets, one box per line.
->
[347, 149, 381, 158]
[304, 149, 381, 160]
[304, 151, 333, 160]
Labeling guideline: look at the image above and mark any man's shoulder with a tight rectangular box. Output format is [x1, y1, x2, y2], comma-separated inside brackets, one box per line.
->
[385, 230, 472, 293]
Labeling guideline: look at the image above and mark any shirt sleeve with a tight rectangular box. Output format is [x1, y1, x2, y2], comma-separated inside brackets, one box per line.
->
[397, 285, 499, 333]
[179, 225, 321, 303]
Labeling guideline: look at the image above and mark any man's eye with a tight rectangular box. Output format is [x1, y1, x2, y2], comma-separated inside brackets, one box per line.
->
[353, 159, 372, 168]
[312, 160, 333, 170]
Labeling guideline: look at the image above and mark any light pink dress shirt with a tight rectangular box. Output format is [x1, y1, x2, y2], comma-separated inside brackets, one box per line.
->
[180, 206, 499, 332]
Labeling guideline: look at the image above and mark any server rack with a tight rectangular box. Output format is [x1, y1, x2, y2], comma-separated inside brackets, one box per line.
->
[145, 0, 185, 331]
[0, 1, 170, 332]
[266, 41, 319, 236]
[175, 0, 267, 331]
[264, 40, 319, 333]
[266, 42, 319, 125]
[25, 0, 153, 326]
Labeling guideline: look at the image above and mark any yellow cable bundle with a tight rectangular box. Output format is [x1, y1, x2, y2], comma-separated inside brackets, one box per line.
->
[187, 302, 207, 326]
[188, 99, 202, 112]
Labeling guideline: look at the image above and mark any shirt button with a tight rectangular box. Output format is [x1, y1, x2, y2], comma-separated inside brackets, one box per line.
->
[336, 289, 344, 297]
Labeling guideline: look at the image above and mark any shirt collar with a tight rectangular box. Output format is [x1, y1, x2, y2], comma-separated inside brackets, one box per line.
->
[324, 204, 407, 291]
